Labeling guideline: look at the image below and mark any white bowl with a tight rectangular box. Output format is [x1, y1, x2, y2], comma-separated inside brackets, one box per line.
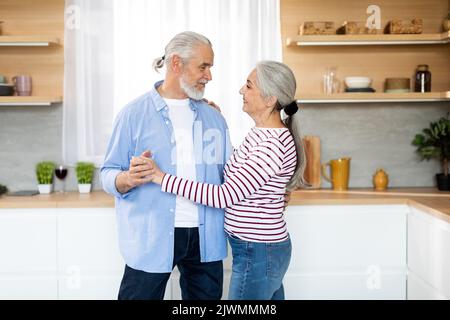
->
[345, 77, 372, 88]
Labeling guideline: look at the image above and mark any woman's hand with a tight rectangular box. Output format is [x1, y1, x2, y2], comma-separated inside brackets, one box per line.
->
[203, 98, 221, 113]
[147, 158, 165, 185]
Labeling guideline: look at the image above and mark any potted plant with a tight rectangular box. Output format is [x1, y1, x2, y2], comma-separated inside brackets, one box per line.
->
[36, 161, 56, 194]
[75, 162, 95, 193]
[0, 184, 8, 197]
[412, 113, 450, 191]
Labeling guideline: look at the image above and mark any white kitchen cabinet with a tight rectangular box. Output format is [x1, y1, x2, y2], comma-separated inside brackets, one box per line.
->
[283, 273, 406, 300]
[0, 209, 58, 300]
[407, 207, 450, 299]
[58, 275, 123, 300]
[0, 207, 123, 300]
[57, 208, 124, 299]
[407, 271, 447, 300]
[0, 209, 57, 273]
[2, 203, 449, 300]
[0, 276, 58, 300]
[57, 208, 123, 273]
[284, 205, 408, 299]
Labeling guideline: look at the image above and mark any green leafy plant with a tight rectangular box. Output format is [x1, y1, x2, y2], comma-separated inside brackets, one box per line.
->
[36, 161, 56, 184]
[412, 113, 450, 176]
[0, 184, 8, 196]
[75, 162, 95, 184]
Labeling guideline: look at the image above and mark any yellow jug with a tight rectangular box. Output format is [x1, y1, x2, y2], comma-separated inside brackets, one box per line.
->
[321, 157, 351, 190]
[373, 168, 389, 191]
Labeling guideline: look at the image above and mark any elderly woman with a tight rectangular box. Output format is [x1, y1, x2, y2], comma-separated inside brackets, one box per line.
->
[148, 60, 307, 300]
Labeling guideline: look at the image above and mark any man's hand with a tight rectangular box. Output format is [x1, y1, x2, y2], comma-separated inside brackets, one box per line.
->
[283, 191, 291, 211]
[203, 98, 221, 113]
[115, 150, 154, 194]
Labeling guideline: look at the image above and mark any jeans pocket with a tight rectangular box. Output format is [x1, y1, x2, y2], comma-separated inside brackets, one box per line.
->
[267, 239, 291, 280]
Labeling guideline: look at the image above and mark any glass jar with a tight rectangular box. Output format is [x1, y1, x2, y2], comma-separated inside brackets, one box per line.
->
[323, 67, 339, 94]
[414, 64, 431, 93]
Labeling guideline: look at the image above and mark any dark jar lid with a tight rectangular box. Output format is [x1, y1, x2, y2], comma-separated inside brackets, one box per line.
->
[417, 64, 429, 71]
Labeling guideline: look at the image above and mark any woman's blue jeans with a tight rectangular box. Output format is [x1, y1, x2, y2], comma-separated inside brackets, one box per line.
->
[227, 234, 292, 300]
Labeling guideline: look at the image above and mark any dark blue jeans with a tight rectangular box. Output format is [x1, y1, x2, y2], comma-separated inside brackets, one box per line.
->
[118, 227, 223, 300]
[228, 234, 292, 300]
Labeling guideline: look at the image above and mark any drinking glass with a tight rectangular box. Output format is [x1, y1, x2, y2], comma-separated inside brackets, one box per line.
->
[55, 165, 68, 193]
[323, 67, 339, 94]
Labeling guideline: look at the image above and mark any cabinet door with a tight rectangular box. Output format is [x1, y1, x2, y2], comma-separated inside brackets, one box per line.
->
[0, 209, 58, 299]
[57, 208, 124, 299]
[0, 276, 58, 300]
[407, 271, 447, 300]
[408, 207, 450, 299]
[0, 209, 57, 273]
[283, 273, 406, 300]
[283, 205, 408, 299]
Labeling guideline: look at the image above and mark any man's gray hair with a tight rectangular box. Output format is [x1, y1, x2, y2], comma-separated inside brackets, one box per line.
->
[255, 60, 308, 190]
[153, 31, 212, 72]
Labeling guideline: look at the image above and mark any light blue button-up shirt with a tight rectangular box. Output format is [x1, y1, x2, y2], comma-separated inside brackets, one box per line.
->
[101, 81, 233, 273]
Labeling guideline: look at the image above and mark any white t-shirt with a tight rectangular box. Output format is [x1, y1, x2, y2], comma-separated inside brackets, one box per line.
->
[163, 98, 198, 227]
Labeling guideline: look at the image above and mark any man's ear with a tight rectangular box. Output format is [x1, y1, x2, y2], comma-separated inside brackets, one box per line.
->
[170, 54, 184, 74]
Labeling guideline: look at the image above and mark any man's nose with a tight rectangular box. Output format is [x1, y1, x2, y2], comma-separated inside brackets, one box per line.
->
[205, 69, 212, 81]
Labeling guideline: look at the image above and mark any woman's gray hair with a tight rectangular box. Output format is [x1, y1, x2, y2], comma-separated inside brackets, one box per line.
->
[255, 60, 309, 190]
[152, 31, 212, 72]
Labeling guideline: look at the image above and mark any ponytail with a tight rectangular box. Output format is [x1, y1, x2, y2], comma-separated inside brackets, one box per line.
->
[284, 112, 309, 190]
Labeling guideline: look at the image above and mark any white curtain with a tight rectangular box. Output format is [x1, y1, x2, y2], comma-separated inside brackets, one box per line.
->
[63, 0, 115, 166]
[63, 0, 282, 166]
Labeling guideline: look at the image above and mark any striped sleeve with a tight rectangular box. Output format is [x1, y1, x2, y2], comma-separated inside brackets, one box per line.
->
[161, 138, 284, 208]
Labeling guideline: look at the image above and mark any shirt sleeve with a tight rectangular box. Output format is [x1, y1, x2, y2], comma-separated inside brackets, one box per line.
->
[161, 138, 284, 208]
[100, 108, 134, 199]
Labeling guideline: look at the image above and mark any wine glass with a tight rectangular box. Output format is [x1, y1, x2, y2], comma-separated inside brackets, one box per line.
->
[55, 165, 68, 193]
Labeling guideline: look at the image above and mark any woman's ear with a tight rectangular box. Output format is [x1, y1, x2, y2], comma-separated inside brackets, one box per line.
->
[265, 96, 278, 109]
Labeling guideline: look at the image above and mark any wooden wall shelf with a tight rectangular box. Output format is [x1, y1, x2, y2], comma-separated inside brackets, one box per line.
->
[0, 36, 60, 46]
[0, 0, 65, 98]
[0, 96, 62, 106]
[297, 91, 450, 104]
[287, 31, 450, 46]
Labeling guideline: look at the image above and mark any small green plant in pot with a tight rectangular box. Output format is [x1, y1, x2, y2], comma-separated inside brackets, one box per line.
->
[0, 184, 8, 197]
[75, 162, 95, 193]
[36, 161, 56, 194]
[412, 113, 450, 191]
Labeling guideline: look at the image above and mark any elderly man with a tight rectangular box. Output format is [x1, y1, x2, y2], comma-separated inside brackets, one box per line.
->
[101, 31, 232, 300]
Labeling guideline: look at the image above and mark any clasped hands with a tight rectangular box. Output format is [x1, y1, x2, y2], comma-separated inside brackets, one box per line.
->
[123, 150, 291, 210]
[125, 150, 164, 188]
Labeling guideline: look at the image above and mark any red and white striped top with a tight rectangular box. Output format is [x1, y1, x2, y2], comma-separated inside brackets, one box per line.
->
[161, 127, 297, 243]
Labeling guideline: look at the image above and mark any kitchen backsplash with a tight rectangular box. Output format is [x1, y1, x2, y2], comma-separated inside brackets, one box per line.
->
[0, 103, 449, 191]
[0, 104, 101, 192]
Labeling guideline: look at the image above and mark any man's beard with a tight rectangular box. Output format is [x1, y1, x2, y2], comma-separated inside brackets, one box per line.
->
[180, 76, 207, 100]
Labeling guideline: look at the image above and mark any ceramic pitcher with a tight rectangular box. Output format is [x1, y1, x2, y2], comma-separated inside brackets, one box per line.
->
[321, 157, 351, 190]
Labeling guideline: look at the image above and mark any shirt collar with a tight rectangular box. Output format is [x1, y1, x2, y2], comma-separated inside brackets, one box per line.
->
[151, 80, 199, 113]
[151, 80, 167, 112]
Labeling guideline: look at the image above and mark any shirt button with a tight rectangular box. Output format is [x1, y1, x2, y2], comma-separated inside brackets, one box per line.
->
[169, 209, 174, 213]
[169, 232, 173, 236]
[165, 120, 169, 124]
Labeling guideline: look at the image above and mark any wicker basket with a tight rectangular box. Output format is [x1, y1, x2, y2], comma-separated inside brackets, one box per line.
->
[337, 21, 378, 35]
[299, 21, 335, 35]
[384, 19, 423, 34]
